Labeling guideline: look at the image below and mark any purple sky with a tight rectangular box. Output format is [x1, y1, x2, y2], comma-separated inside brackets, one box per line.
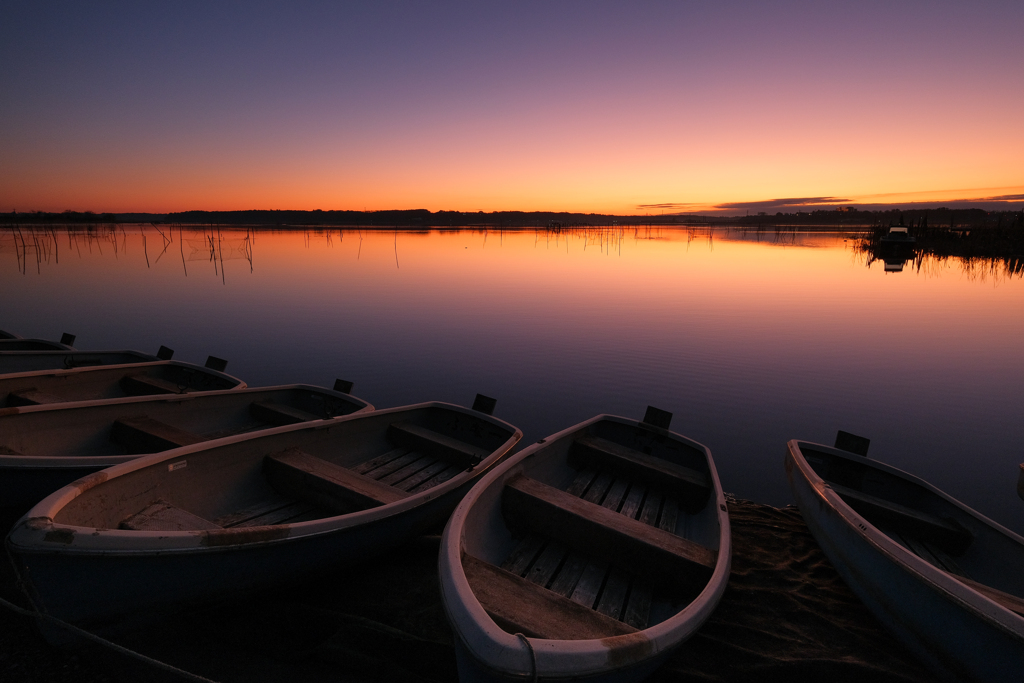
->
[2, 1, 1022, 213]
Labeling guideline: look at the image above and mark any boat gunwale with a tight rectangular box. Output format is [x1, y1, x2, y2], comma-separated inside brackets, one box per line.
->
[0, 349, 160, 375]
[439, 413, 732, 680]
[0, 359, 245, 387]
[0, 383, 374, 468]
[7, 402, 522, 554]
[785, 439, 1024, 636]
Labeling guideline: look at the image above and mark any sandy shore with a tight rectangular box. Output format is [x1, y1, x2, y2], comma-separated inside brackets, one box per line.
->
[1, 499, 932, 682]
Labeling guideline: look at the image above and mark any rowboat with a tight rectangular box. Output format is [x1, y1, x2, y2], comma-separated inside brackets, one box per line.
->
[7, 401, 521, 630]
[0, 349, 161, 376]
[439, 409, 730, 683]
[786, 439, 1024, 682]
[0, 384, 372, 512]
[0, 360, 245, 408]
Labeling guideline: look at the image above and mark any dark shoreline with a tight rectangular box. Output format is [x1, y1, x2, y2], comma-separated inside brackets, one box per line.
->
[3, 206, 1022, 231]
[1, 499, 932, 683]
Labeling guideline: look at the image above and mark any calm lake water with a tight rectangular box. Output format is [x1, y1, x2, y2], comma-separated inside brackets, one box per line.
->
[3, 225, 1023, 530]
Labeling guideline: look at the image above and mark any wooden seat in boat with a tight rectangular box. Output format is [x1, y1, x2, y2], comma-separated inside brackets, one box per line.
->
[569, 434, 712, 512]
[462, 554, 638, 639]
[831, 483, 973, 555]
[249, 401, 321, 426]
[879, 520, 1023, 618]
[119, 373, 185, 396]
[264, 448, 410, 513]
[110, 416, 206, 454]
[502, 475, 716, 587]
[481, 457, 718, 636]
[387, 422, 489, 467]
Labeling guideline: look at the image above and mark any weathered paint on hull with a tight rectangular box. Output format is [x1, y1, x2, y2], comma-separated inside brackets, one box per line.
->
[786, 449, 1024, 683]
[0, 384, 373, 510]
[10, 477, 479, 630]
[441, 414, 731, 683]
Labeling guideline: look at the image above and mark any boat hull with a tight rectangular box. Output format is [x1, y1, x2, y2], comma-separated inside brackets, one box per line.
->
[0, 384, 372, 512]
[440, 414, 731, 683]
[12, 474, 473, 628]
[451, 637, 670, 683]
[7, 402, 521, 632]
[0, 350, 158, 376]
[0, 360, 245, 408]
[786, 442, 1024, 683]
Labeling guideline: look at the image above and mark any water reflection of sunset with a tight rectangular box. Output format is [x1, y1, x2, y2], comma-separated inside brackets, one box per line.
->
[3, 226, 1023, 528]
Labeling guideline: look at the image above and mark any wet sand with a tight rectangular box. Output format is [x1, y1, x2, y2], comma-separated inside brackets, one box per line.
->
[1, 499, 932, 682]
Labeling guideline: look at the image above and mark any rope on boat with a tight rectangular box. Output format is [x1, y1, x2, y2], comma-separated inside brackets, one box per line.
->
[514, 632, 538, 683]
[0, 593, 221, 683]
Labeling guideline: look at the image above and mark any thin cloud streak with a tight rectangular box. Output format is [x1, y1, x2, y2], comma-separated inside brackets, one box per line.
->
[715, 197, 851, 211]
[638, 186, 1024, 216]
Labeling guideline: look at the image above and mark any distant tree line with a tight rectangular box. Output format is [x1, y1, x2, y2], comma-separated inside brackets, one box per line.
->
[1, 210, 119, 224]
[2, 207, 1022, 230]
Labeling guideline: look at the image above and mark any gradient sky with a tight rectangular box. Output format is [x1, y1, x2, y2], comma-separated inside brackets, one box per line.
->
[2, 1, 1022, 214]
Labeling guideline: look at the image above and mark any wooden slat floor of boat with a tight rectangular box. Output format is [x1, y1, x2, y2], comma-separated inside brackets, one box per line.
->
[387, 422, 489, 467]
[378, 454, 439, 487]
[121, 500, 220, 531]
[879, 524, 969, 578]
[407, 463, 462, 493]
[569, 434, 711, 512]
[218, 441, 473, 529]
[904, 536, 968, 578]
[352, 446, 463, 493]
[215, 496, 316, 528]
[499, 464, 693, 629]
[831, 483, 972, 555]
[880, 524, 1024, 617]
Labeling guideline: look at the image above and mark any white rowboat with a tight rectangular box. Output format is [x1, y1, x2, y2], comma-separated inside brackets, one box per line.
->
[0, 384, 372, 511]
[786, 439, 1024, 682]
[7, 402, 521, 631]
[440, 411, 730, 683]
[0, 360, 245, 408]
[0, 349, 161, 376]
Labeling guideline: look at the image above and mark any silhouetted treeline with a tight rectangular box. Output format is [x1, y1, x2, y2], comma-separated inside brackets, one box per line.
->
[1, 210, 119, 224]
[165, 209, 664, 228]
[3, 207, 1022, 230]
